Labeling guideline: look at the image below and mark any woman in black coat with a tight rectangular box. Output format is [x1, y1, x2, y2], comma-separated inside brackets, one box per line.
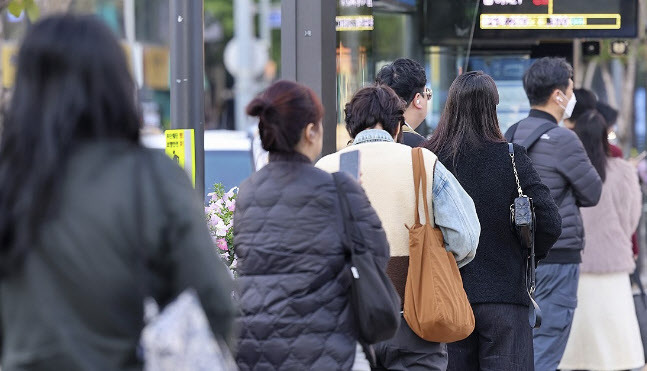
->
[423, 71, 561, 371]
[234, 81, 390, 371]
[0, 15, 235, 370]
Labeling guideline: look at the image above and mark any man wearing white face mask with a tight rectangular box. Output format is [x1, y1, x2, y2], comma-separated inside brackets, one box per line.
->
[504, 57, 602, 371]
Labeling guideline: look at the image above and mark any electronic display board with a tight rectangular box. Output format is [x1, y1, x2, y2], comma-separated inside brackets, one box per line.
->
[421, 0, 637, 45]
[475, 0, 637, 39]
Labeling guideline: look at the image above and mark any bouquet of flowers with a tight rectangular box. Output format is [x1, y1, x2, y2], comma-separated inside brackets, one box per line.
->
[205, 184, 238, 276]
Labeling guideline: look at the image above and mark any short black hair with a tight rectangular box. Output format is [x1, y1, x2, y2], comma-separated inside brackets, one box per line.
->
[345, 84, 405, 138]
[375, 58, 427, 105]
[571, 88, 598, 122]
[596, 101, 619, 127]
[523, 57, 573, 106]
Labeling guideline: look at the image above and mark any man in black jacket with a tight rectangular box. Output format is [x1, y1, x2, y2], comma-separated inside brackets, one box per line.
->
[375, 58, 431, 147]
[505, 57, 603, 371]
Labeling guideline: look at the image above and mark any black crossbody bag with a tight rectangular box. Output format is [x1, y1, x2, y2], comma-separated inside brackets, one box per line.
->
[508, 143, 543, 329]
[332, 173, 400, 347]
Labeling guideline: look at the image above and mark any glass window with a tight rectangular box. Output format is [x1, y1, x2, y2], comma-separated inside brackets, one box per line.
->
[204, 150, 253, 199]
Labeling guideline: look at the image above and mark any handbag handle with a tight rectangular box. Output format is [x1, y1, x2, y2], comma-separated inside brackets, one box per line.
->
[509, 143, 525, 198]
[508, 143, 543, 328]
[411, 148, 436, 227]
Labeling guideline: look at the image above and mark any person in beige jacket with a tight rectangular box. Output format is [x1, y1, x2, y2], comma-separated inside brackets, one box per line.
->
[316, 84, 480, 371]
[559, 110, 644, 371]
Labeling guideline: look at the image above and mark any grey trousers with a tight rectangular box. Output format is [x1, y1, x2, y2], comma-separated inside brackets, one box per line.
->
[372, 316, 448, 371]
[533, 263, 580, 371]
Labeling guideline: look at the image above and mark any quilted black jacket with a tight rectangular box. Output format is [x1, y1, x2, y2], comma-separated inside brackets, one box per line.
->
[234, 152, 390, 371]
[508, 110, 602, 264]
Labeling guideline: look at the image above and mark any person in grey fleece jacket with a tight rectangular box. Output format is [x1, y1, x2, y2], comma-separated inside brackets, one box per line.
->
[505, 57, 602, 371]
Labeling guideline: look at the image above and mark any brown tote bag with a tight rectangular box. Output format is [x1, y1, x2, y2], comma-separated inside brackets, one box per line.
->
[403, 148, 475, 343]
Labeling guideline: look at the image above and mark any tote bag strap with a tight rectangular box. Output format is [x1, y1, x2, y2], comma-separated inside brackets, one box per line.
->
[411, 148, 437, 227]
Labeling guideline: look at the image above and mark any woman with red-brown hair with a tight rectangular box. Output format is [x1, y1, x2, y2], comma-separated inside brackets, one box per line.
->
[233, 80, 391, 371]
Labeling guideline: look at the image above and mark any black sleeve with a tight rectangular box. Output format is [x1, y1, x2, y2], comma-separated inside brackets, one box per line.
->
[402, 132, 426, 148]
[514, 144, 562, 261]
[150, 152, 237, 347]
[336, 172, 390, 265]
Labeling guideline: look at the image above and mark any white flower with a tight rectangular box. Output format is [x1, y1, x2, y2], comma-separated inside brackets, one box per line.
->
[215, 219, 228, 237]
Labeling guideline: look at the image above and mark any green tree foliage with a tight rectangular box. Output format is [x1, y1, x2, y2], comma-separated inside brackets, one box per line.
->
[7, 0, 39, 21]
[204, 0, 233, 39]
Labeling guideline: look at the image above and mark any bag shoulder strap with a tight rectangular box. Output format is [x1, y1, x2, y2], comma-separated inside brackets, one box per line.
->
[504, 122, 520, 142]
[411, 148, 436, 226]
[332, 172, 358, 253]
[508, 143, 524, 198]
[505, 117, 556, 152]
[521, 122, 556, 152]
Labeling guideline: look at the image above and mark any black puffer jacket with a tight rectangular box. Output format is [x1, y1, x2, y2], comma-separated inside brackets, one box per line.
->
[509, 110, 602, 264]
[234, 152, 390, 371]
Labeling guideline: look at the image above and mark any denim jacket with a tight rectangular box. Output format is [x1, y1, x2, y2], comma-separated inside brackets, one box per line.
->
[352, 129, 480, 267]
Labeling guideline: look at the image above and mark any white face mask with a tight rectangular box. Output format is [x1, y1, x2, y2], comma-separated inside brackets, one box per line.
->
[558, 91, 577, 120]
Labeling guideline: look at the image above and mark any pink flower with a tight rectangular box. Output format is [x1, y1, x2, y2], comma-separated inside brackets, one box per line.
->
[225, 187, 238, 200]
[216, 238, 228, 251]
[226, 199, 235, 212]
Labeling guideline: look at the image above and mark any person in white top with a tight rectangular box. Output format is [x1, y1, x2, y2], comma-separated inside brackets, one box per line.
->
[316, 84, 480, 370]
[559, 110, 644, 371]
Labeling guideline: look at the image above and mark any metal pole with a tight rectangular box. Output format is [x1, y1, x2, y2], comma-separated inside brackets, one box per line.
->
[281, 0, 336, 156]
[234, 0, 255, 131]
[170, 0, 205, 197]
[260, 0, 271, 47]
[124, 0, 143, 88]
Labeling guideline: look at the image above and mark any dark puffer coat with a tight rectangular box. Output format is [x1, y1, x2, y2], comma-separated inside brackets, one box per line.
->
[234, 152, 390, 371]
[509, 110, 602, 264]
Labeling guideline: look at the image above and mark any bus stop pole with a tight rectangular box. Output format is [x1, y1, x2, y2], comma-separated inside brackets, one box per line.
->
[281, 0, 337, 156]
[170, 0, 205, 197]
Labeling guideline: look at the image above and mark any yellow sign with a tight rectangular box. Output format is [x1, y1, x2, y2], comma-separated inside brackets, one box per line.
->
[480, 14, 621, 30]
[165, 129, 196, 186]
[2, 43, 18, 88]
[336, 16, 374, 31]
[144, 46, 169, 90]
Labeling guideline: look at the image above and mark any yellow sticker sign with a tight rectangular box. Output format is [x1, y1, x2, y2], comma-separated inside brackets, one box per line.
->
[165, 129, 196, 186]
[2, 43, 18, 88]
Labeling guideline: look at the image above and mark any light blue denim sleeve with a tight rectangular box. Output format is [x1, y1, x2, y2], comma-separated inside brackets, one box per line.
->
[432, 161, 480, 268]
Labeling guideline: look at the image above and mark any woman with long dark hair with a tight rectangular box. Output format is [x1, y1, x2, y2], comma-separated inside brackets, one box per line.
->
[424, 71, 561, 370]
[559, 110, 644, 370]
[0, 15, 235, 370]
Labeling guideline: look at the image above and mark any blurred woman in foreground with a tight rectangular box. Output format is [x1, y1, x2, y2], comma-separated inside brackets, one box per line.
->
[0, 15, 234, 370]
